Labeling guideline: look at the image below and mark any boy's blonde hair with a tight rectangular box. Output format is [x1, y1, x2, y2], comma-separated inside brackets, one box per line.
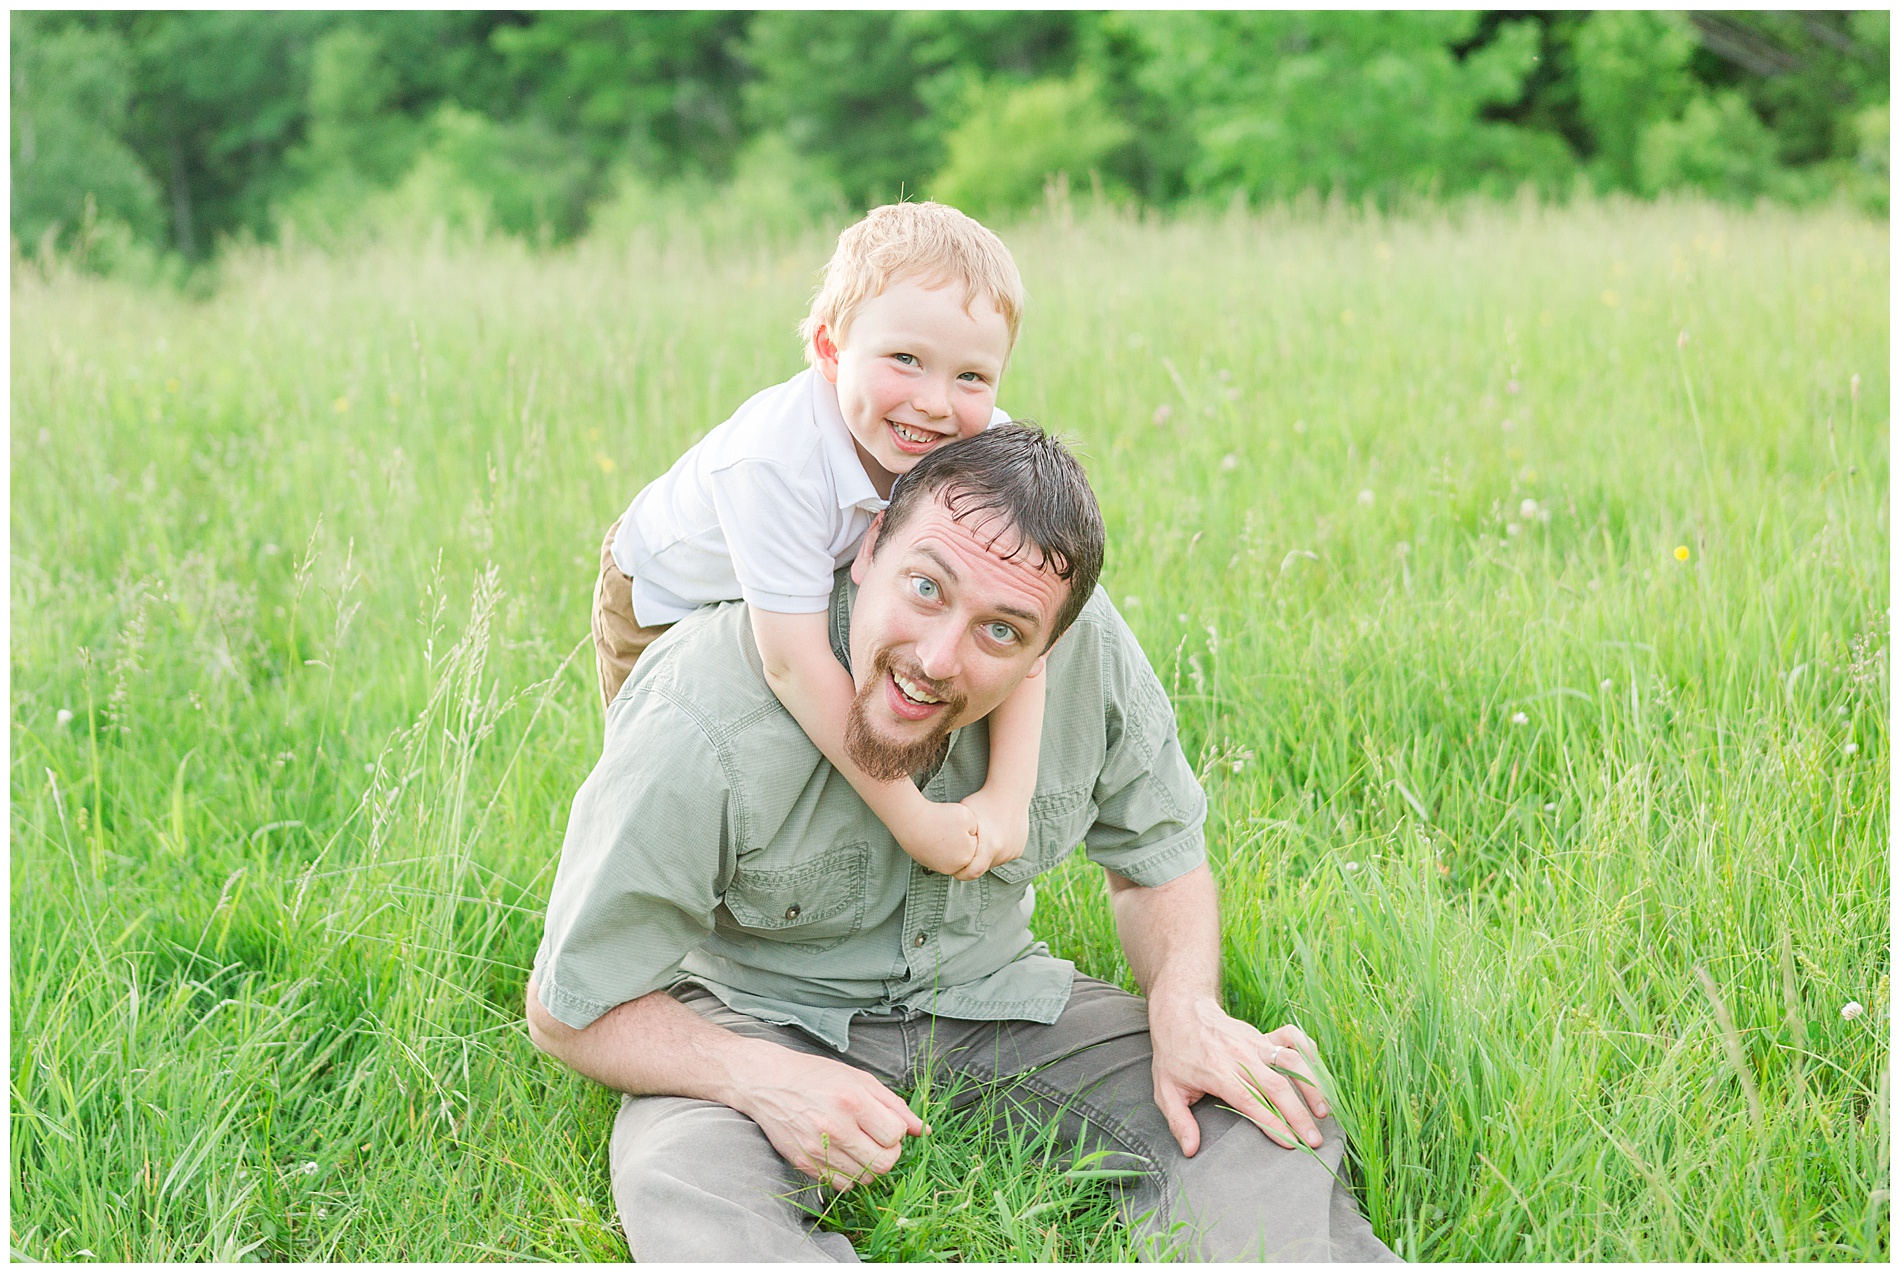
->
[800, 202, 1024, 362]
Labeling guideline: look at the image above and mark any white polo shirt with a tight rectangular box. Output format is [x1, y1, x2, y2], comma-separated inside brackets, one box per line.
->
[612, 367, 1010, 625]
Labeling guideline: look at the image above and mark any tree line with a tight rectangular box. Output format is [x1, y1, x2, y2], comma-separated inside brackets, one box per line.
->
[12, 10, 1890, 270]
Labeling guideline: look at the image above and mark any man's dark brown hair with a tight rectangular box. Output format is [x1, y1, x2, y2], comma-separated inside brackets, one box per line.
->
[875, 423, 1105, 647]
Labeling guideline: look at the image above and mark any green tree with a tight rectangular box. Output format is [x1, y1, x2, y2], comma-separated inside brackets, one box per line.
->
[741, 11, 1083, 207]
[10, 13, 162, 254]
[490, 12, 750, 179]
[1123, 11, 1573, 204]
[1571, 10, 1702, 191]
[929, 73, 1132, 217]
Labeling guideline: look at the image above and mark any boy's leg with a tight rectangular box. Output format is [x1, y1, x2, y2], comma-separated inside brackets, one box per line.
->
[591, 518, 671, 709]
[920, 977, 1399, 1262]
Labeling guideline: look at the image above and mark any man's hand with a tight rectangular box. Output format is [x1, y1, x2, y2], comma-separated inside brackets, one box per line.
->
[732, 1046, 929, 1190]
[953, 787, 1029, 881]
[1147, 994, 1331, 1156]
[525, 979, 925, 1190]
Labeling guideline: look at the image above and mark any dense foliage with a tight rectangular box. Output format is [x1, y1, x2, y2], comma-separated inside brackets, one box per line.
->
[11, 10, 1891, 267]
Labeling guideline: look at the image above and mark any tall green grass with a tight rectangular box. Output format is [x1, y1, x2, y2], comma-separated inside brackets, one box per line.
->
[11, 197, 1888, 1260]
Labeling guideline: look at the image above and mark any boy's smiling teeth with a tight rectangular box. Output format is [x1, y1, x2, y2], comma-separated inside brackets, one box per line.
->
[891, 422, 936, 444]
[892, 671, 943, 704]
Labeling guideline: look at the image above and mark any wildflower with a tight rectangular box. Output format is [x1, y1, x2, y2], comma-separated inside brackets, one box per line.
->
[1501, 417, 1515, 432]
[1674, 546, 1690, 562]
[1358, 489, 1375, 505]
[1511, 712, 1529, 726]
[595, 453, 617, 474]
[1841, 1001, 1865, 1021]
[263, 543, 280, 556]
[166, 378, 181, 393]
[1152, 404, 1173, 426]
[1519, 498, 1539, 519]
[1844, 742, 1859, 755]
[303, 1161, 320, 1175]
[1507, 379, 1521, 395]
[1220, 454, 1239, 471]
[331, 395, 350, 413]
[1506, 523, 1521, 537]
[1395, 541, 1411, 556]
[1343, 861, 1361, 873]
[1543, 802, 1557, 813]
[55, 708, 74, 728]
[1292, 419, 1308, 434]
[1600, 679, 1613, 691]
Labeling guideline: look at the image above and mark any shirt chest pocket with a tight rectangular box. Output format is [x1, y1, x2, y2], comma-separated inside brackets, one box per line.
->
[721, 840, 871, 950]
[984, 783, 1096, 886]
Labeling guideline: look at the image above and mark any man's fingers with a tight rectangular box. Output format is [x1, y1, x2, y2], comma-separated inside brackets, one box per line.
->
[1266, 1029, 1330, 1119]
[1236, 1064, 1321, 1149]
[1227, 1080, 1301, 1150]
[1154, 1081, 1202, 1158]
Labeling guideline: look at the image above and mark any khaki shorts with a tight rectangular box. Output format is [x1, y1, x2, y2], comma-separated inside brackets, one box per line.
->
[592, 518, 673, 710]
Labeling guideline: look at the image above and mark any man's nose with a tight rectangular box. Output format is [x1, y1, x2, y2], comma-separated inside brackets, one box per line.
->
[912, 624, 963, 682]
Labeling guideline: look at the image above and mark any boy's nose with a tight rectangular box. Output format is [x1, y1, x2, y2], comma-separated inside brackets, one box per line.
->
[911, 377, 951, 419]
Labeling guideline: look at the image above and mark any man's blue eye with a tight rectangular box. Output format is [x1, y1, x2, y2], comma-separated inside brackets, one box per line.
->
[986, 623, 1018, 644]
[911, 576, 938, 600]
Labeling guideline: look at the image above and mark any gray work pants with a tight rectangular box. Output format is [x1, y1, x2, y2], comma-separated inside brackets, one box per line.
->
[609, 977, 1400, 1262]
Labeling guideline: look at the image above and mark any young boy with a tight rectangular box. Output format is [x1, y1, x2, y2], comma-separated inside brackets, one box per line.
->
[590, 202, 1041, 881]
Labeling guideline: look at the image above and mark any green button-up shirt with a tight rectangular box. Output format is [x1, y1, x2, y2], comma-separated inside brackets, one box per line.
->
[532, 571, 1207, 1050]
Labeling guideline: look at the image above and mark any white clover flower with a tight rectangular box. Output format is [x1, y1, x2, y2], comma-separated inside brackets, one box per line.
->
[303, 1161, 320, 1175]
[1343, 861, 1361, 873]
[1842, 1001, 1865, 1021]
[1358, 489, 1375, 505]
[1220, 453, 1240, 471]
[1520, 498, 1539, 519]
[1506, 522, 1522, 537]
[1543, 802, 1557, 813]
[1511, 712, 1529, 726]
[1600, 679, 1613, 691]
[56, 708, 74, 728]
[1844, 742, 1859, 756]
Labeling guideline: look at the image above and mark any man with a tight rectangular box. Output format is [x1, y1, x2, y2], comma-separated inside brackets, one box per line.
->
[526, 426, 1396, 1262]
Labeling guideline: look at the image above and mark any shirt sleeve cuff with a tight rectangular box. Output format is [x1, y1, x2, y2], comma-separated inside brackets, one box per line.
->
[741, 587, 833, 614]
[1088, 824, 1206, 887]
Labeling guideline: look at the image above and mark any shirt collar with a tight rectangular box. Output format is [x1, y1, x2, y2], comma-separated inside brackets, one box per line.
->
[809, 368, 888, 514]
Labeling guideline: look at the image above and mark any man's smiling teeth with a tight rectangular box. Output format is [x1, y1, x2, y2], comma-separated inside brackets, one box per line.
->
[892, 671, 943, 704]
[891, 422, 936, 444]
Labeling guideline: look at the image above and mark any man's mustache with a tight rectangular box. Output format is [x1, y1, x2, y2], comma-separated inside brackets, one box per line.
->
[877, 650, 964, 715]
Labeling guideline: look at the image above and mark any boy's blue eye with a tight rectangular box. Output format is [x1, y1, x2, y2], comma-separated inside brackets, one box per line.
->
[893, 353, 918, 365]
[958, 371, 986, 383]
[911, 575, 939, 600]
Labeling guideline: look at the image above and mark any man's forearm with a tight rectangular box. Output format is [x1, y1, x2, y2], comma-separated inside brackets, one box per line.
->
[525, 976, 773, 1107]
[1106, 861, 1223, 1004]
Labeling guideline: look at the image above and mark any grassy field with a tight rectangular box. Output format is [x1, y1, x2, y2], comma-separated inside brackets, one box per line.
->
[11, 196, 1889, 1261]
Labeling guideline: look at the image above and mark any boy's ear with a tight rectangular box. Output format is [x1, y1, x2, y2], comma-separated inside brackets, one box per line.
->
[850, 512, 883, 584]
[811, 323, 842, 384]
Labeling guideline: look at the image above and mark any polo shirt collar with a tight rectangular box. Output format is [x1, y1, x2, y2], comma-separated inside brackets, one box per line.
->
[809, 368, 888, 514]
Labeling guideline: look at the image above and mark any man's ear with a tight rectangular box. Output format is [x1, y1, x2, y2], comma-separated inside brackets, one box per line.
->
[850, 512, 883, 584]
[1025, 652, 1050, 681]
[811, 322, 842, 384]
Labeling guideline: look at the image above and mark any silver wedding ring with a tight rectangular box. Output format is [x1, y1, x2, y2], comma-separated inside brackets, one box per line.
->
[1267, 1044, 1286, 1069]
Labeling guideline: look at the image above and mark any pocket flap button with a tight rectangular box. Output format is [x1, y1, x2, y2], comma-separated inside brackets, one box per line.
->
[784, 905, 801, 920]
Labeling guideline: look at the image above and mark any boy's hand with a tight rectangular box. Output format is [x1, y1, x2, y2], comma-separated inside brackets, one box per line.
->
[953, 788, 1030, 882]
[888, 798, 983, 878]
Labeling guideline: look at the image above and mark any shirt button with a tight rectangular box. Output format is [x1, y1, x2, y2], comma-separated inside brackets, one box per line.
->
[784, 905, 801, 920]
[914, 933, 928, 947]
